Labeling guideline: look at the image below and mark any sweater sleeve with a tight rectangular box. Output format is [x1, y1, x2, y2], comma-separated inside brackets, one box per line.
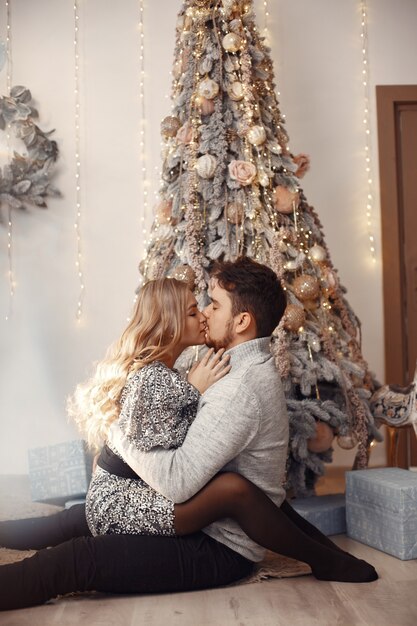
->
[118, 362, 200, 452]
[109, 386, 260, 502]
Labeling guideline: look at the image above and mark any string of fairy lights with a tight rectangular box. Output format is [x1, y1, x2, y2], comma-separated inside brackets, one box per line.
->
[138, 0, 150, 247]
[262, 0, 270, 41]
[359, 0, 376, 263]
[73, 0, 85, 321]
[4, 0, 14, 322]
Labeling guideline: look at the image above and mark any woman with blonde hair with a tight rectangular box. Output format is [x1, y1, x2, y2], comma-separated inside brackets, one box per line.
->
[69, 276, 232, 537]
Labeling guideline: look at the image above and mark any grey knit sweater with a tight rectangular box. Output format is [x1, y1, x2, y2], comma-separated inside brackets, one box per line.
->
[109, 337, 289, 561]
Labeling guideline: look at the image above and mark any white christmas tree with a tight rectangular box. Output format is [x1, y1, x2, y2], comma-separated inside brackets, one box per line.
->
[138, 0, 381, 496]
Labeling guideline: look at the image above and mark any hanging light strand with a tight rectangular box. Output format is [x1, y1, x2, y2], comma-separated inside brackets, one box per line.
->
[5, 0, 14, 321]
[360, 0, 376, 263]
[138, 1, 149, 249]
[73, 0, 85, 320]
[262, 0, 270, 41]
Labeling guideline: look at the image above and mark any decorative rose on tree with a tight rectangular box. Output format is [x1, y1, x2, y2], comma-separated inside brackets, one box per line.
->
[228, 160, 257, 186]
[293, 153, 310, 178]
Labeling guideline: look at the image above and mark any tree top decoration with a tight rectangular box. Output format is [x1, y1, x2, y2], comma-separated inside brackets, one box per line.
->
[138, 0, 382, 496]
[0, 85, 60, 221]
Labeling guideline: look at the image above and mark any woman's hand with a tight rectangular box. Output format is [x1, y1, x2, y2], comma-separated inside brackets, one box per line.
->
[187, 348, 231, 394]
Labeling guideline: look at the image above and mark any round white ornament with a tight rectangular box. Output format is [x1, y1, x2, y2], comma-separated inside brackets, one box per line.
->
[310, 244, 327, 263]
[197, 77, 219, 100]
[222, 33, 242, 53]
[228, 81, 244, 101]
[247, 125, 266, 146]
[269, 142, 282, 155]
[196, 154, 217, 178]
[257, 169, 269, 187]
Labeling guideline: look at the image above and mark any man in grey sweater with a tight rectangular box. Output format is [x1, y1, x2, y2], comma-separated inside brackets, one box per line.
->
[110, 258, 289, 563]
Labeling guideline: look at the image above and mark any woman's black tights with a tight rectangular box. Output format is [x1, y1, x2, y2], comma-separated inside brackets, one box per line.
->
[174, 473, 378, 583]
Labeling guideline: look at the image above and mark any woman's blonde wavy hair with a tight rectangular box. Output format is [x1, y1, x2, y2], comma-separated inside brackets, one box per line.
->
[68, 278, 191, 451]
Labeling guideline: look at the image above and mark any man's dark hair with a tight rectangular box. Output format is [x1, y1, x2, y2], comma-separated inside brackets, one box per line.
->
[210, 257, 287, 338]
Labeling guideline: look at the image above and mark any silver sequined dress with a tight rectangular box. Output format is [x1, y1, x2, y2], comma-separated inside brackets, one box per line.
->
[85, 361, 200, 536]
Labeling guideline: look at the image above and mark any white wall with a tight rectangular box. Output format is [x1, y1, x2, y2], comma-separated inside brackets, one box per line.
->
[1, 0, 416, 474]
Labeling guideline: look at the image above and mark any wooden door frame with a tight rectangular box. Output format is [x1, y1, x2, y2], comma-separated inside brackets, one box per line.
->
[376, 85, 417, 386]
[376, 85, 417, 467]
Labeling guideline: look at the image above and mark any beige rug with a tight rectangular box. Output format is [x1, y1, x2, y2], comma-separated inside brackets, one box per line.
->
[0, 475, 311, 582]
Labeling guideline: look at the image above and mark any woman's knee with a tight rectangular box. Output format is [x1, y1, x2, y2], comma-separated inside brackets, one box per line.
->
[214, 472, 254, 502]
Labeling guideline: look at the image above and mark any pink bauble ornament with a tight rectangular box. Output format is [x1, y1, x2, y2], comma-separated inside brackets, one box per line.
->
[272, 186, 300, 214]
[283, 304, 306, 332]
[292, 274, 320, 301]
[171, 264, 196, 290]
[196, 96, 215, 115]
[226, 202, 245, 224]
[176, 122, 193, 145]
[156, 198, 176, 225]
[307, 421, 335, 453]
[161, 116, 181, 138]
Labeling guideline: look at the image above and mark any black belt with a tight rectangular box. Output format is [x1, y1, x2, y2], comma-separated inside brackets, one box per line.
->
[97, 444, 140, 479]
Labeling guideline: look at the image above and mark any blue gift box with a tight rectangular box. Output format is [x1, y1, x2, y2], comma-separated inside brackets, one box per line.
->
[291, 494, 346, 536]
[28, 440, 93, 504]
[346, 468, 417, 560]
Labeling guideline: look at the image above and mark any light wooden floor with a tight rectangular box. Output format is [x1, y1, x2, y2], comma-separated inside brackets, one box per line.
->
[1, 470, 417, 626]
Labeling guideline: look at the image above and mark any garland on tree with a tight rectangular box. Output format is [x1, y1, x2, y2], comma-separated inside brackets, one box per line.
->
[0, 85, 60, 221]
[138, 0, 381, 496]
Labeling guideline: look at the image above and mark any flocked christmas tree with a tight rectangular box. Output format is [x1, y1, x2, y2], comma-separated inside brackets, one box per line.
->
[138, 0, 382, 496]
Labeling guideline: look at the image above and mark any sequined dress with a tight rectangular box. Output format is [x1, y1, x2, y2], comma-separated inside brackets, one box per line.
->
[85, 361, 200, 536]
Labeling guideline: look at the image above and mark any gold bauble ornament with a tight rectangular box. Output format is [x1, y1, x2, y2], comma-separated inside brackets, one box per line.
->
[171, 264, 196, 290]
[196, 154, 217, 178]
[247, 125, 266, 146]
[173, 60, 182, 79]
[292, 274, 320, 301]
[310, 244, 327, 263]
[197, 77, 219, 100]
[222, 32, 243, 53]
[303, 298, 318, 311]
[283, 304, 306, 332]
[226, 202, 245, 224]
[284, 260, 298, 272]
[228, 81, 244, 101]
[307, 421, 335, 453]
[161, 116, 181, 138]
[337, 434, 358, 450]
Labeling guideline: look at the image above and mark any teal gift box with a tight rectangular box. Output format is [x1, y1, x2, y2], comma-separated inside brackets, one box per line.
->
[291, 494, 346, 536]
[28, 440, 93, 505]
[346, 468, 417, 560]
